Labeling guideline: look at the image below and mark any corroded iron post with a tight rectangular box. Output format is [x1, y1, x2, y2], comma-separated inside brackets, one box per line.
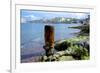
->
[43, 25, 54, 56]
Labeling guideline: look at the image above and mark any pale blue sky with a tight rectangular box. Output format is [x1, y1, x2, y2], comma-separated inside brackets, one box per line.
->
[21, 9, 89, 23]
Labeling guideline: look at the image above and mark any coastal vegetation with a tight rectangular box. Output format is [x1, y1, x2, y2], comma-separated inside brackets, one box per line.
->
[54, 36, 89, 60]
[40, 15, 90, 62]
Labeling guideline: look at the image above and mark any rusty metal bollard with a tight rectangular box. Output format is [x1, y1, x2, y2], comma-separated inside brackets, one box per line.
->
[43, 25, 54, 57]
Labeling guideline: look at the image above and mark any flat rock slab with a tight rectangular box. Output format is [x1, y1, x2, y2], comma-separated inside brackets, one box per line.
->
[58, 56, 75, 61]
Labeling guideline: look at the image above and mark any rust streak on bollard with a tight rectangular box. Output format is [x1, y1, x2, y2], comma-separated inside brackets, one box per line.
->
[43, 25, 54, 56]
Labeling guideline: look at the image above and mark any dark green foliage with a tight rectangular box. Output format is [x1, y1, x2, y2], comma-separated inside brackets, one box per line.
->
[54, 36, 89, 60]
[54, 41, 71, 51]
[70, 45, 89, 60]
[78, 24, 89, 36]
[69, 24, 89, 36]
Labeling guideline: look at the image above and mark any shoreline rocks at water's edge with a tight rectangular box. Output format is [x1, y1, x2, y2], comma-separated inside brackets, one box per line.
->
[21, 36, 89, 63]
[40, 36, 89, 62]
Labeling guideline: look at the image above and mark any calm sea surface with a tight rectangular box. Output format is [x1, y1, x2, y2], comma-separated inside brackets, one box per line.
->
[21, 23, 81, 57]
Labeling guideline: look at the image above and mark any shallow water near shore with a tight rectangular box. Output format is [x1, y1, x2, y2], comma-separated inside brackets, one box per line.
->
[21, 22, 81, 61]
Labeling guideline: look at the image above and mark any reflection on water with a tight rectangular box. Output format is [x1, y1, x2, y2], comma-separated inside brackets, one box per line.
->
[21, 23, 81, 56]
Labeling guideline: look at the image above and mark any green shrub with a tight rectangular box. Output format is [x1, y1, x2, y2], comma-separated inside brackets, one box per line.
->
[54, 36, 89, 60]
[70, 45, 89, 60]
